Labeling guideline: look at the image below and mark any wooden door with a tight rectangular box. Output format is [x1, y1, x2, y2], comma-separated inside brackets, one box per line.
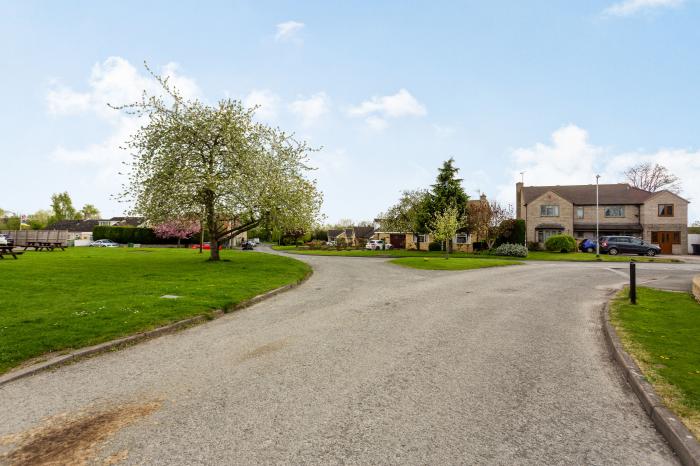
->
[658, 232, 673, 254]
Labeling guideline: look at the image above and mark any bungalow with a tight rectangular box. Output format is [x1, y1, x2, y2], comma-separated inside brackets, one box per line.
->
[328, 226, 376, 247]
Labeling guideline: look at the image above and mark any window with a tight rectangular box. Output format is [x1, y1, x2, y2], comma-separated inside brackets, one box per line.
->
[652, 231, 681, 244]
[576, 206, 584, 219]
[540, 205, 559, 217]
[604, 206, 625, 218]
[651, 231, 658, 243]
[455, 234, 469, 244]
[658, 204, 674, 217]
[417, 234, 428, 243]
[673, 231, 681, 244]
[537, 229, 560, 242]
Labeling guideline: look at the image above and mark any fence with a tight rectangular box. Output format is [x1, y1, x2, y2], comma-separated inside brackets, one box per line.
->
[0, 230, 69, 246]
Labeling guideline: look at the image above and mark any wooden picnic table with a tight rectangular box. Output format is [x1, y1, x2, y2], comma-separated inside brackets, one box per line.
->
[24, 241, 65, 251]
[0, 245, 23, 259]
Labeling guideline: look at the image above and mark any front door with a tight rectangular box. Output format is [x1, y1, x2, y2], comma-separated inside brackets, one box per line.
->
[389, 234, 406, 249]
[657, 232, 673, 254]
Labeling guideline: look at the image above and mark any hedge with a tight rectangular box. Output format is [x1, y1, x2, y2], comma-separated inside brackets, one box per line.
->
[93, 226, 166, 244]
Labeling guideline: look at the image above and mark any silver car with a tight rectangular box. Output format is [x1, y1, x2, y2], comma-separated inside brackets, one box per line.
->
[90, 239, 119, 247]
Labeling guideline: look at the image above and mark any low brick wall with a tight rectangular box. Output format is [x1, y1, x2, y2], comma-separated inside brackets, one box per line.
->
[693, 275, 700, 304]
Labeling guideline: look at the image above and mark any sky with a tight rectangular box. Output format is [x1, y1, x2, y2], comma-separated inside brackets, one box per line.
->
[1, 0, 699, 224]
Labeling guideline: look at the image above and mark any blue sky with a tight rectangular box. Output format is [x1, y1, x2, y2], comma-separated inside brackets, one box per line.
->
[2, 0, 699, 223]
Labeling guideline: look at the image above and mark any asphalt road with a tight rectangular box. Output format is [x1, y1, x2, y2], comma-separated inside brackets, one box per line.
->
[2, 251, 699, 465]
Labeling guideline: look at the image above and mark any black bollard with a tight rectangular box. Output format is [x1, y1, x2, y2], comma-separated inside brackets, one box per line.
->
[630, 262, 637, 305]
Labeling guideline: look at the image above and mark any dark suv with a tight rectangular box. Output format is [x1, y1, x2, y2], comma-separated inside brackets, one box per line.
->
[599, 236, 661, 256]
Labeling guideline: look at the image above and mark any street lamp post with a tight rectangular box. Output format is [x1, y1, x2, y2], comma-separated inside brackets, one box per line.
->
[596, 174, 600, 257]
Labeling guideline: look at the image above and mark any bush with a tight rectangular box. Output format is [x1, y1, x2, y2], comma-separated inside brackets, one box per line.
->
[494, 219, 526, 248]
[428, 241, 442, 251]
[528, 241, 542, 252]
[491, 243, 528, 257]
[545, 234, 577, 253]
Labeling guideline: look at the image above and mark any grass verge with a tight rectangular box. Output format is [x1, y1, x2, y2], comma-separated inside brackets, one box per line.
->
[0, 247, 310, 374]
[272, 246, 677, 263]
[390, 257, 522, 270]
[610, 287, 700, 438]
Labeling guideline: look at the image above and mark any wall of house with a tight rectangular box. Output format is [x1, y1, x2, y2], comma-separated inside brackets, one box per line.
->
[577, 205, 641, 225]
[524, 191, 573, 242]
[640, 191, 688, 254]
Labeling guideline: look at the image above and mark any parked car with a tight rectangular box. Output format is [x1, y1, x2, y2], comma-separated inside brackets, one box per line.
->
[0, 234, 9, 246]
[90, 239, 119, 248]
[241, 241, 255, 250]
[189, 243, 223, 250]
[599, 236, 661, 256]
[578, 238, 597, 253]
[326, 240, 336, 247]
[366, 239, 392, 251]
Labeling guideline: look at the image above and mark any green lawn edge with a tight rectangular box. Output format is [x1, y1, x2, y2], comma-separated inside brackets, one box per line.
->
[610, 287, 700, 438]
[272, 245, 679, 263]
[390, 257, 523, 270]
[0, 248, 311, 375]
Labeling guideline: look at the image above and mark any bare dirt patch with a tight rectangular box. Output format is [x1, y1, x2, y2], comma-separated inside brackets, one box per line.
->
[0, 400, 160, 466]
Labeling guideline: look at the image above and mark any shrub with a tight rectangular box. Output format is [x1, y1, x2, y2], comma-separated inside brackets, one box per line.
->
[494, 219, 526, 248]
[428, 241, 442, 251]
[491, 243, 528, 257]
[545, 234, 577, 253]
[527, 241, 542, 251]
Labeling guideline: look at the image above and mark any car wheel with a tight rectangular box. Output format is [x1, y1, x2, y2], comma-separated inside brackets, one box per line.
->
[608, 248, 618, 255]
[586, 247, 594, 253]
[646, 249, 656, 256]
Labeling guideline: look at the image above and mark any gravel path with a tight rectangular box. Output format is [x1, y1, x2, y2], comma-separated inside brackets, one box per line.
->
[2, 251, 698, 464]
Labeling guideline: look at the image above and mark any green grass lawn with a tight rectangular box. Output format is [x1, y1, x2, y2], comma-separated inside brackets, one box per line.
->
[610, 287, 700, 437]
[272, 246, 677, 263]
[0, 247, 310, 374]
[390, 257, 522, 270]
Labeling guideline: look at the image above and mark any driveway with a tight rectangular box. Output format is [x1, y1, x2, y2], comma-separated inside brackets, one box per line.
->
[1, 252, 699, 465]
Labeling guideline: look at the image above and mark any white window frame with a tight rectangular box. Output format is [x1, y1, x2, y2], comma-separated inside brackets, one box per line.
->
[417, 234, 428, 243]
[540, 205, 559, 217]
[537, 229, 560, 242]
[576, 206, 584, 219]
[455, 233, 469, 244]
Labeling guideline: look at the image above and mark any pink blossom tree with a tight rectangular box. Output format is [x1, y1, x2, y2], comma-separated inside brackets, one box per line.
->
[153, 219, 201, 247]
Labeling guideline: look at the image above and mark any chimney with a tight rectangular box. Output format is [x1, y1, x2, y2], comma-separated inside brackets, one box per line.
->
[480, 193, 487, 202]
[516, 182, 523, 219]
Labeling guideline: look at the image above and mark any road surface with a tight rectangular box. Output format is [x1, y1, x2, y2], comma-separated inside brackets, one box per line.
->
[2, 251, 699, 464]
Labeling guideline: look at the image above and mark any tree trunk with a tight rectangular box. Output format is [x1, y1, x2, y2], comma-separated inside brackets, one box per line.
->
[204, 192, 220, 261]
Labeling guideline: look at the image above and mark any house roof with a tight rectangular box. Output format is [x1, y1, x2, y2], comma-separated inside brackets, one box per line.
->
[47, 219, 100, 232]
[353, 226, 375, 239]
[522, 183, 654, 205]
[110, 216, 145, 226]
[327, 229, 342, 238]
[534, 223, 565, 230]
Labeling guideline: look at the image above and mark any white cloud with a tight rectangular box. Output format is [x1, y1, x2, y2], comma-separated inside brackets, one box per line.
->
[349, 89, 426, 119]
[275, 20, 305, 42]
[45, 57, 201, 207]
[243, 89, 280, 121]
[432, 123, 456, 137]
[496, 124, 700, 221]
[348, 89, 426, 130]
[46, 57, 200, 120]
[603, 0, 684, 16]
[289, 92, 330, 126]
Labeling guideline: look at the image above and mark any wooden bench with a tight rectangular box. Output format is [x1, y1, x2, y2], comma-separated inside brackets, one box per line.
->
[24, 241, 65, 251]
[0, 246, 23, 259]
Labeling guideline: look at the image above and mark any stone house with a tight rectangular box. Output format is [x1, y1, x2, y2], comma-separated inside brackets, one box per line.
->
[516, 182, 689, 254]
